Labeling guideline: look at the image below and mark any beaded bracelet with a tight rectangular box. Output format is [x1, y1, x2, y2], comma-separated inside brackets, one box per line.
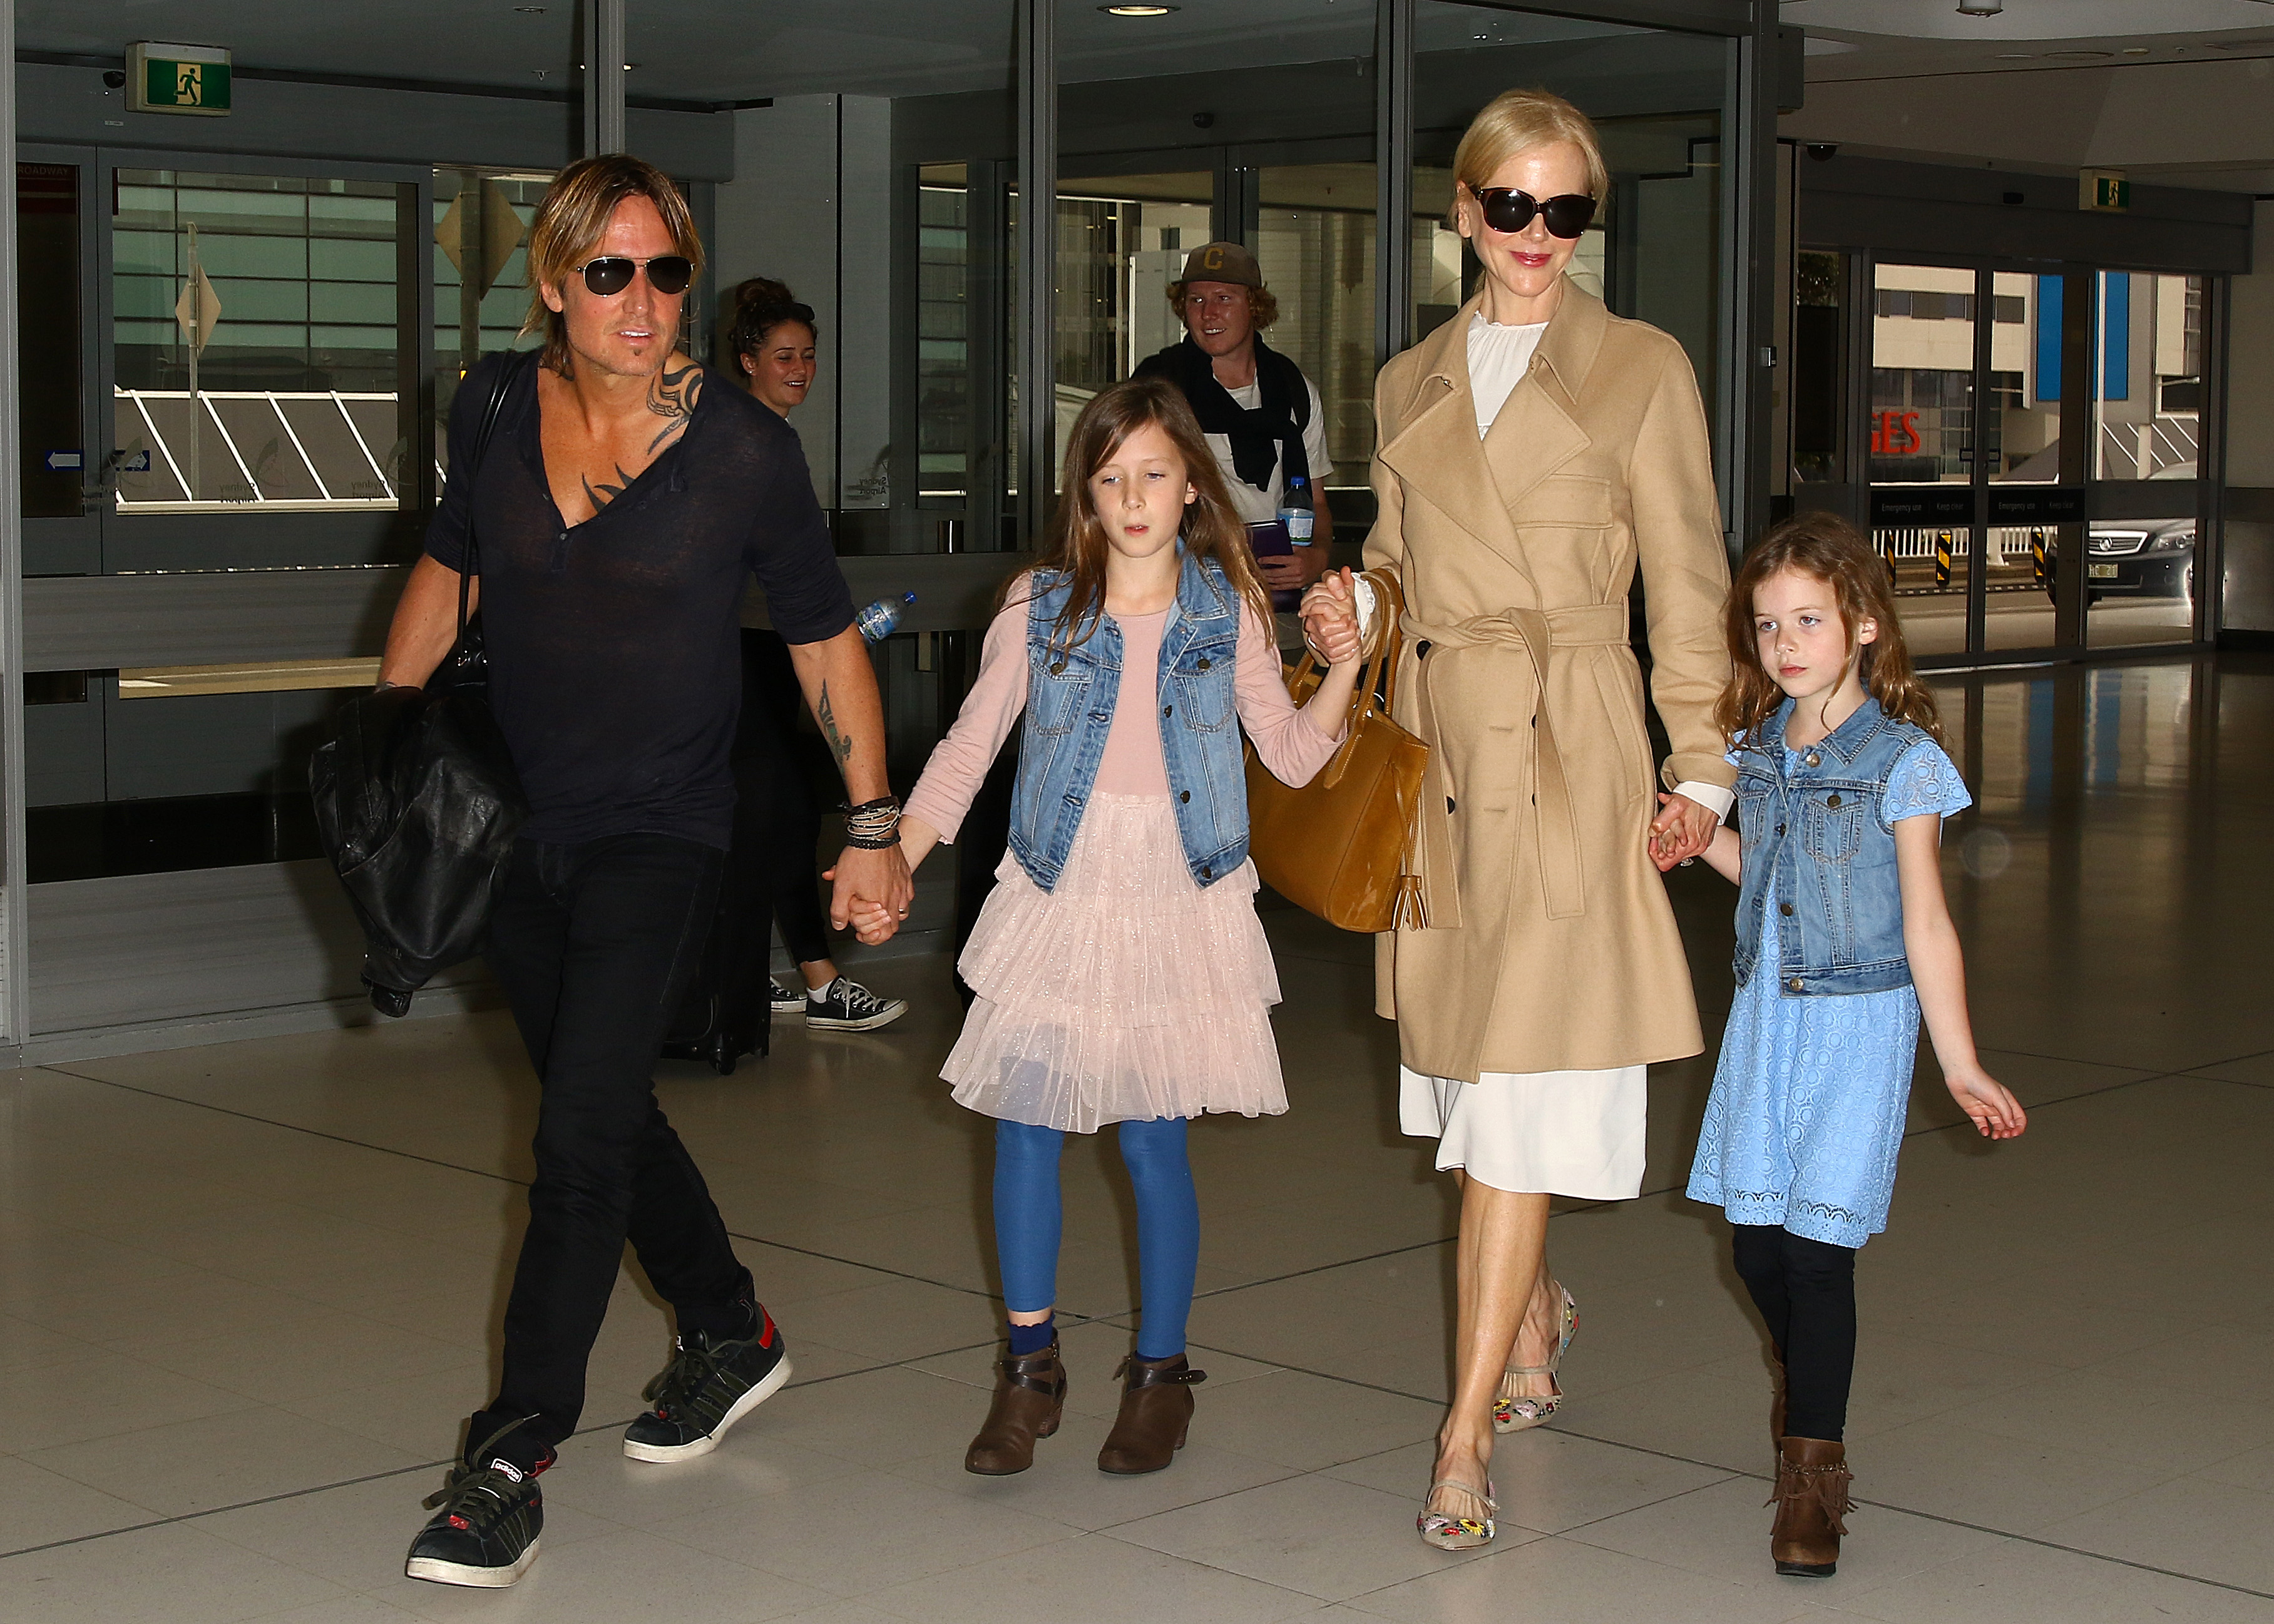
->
[840, 795, 903, 849]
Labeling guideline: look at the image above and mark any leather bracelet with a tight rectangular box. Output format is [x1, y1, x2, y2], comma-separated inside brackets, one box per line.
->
[840, 795, 903, 850]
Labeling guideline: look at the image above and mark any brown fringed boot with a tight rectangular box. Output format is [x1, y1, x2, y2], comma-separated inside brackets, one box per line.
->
[1769, 1436, 1852, 1577]
[964, 1342, 1067, 1476]
[1097, 1353, 1207, 1474]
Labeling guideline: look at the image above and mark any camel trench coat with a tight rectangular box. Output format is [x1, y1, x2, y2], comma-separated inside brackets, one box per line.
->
[1363, 285, 1734, 1083]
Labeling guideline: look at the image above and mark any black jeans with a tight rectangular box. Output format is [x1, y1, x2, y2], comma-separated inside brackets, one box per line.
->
[1732, 1223, 1858, 1442]
[473, 832, 753, 1463]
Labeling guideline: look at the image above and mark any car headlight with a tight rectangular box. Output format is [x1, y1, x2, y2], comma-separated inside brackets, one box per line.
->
[2149, 529, 2195, 553]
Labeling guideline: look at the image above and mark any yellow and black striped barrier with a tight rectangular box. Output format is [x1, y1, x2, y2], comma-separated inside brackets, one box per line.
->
[1880, 531, 1898, 590]
[1933, 529, 1953, 590]
[2031, 528, 2054, 601]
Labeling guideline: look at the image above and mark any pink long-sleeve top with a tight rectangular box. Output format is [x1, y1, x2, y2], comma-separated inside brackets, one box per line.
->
[904, 584, 1343, 845]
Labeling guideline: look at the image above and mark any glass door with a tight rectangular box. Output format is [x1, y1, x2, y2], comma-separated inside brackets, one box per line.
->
[1868, 261, 1979, 660]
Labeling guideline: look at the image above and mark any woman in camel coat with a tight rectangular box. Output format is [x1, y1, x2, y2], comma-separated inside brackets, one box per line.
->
[1359, 89, 1734, 1550]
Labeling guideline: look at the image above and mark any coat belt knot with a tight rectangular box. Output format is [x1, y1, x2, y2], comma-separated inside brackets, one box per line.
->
[1401, 601, 1628, 927]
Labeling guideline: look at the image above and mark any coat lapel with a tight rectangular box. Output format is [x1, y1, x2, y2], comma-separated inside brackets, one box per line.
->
[1376, 296, 1522, 566]
[1479, 284, 1607, 517]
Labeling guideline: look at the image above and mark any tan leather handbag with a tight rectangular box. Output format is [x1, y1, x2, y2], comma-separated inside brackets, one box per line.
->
[1244, 568, 1429, 934]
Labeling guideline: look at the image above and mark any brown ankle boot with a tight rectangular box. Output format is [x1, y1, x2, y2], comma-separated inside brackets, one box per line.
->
[964, 1342, 1067, 1476]
[1097, 1352, 1207, 1475]
[1768, 1436, 1852, 1577]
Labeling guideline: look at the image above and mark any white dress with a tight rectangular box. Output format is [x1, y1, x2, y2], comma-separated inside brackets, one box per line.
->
[1393, 313, 1725, 1200]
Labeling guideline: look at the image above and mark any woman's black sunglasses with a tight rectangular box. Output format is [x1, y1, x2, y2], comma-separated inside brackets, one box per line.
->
[572, 254, 694, 297]
[1472, 187, 1597, 240]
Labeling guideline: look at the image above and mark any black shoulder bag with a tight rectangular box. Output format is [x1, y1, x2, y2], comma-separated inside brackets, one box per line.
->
[310, 355, 533, 1017]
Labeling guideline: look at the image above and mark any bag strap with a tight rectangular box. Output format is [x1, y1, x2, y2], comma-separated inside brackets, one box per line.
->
[455, 352, 530, 640]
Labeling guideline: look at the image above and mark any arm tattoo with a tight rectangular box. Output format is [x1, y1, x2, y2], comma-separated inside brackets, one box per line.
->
[581, 464, 634, 511]
[816, 682, 854, 767]
[644, 361, 704, 454]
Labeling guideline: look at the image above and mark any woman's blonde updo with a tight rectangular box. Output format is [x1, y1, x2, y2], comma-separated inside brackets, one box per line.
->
[1450, 88, 1609, 226]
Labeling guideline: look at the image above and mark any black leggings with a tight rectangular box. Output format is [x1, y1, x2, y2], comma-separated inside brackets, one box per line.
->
[1731, 1224, 1857, 1442]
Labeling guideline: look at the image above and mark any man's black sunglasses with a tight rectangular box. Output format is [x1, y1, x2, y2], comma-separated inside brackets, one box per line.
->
[1472, 187, 1597, 240]
[571, 254, 694, 297]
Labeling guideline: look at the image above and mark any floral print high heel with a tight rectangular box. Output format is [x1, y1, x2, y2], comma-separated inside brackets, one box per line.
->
[1492, 1282, 1576, 1434]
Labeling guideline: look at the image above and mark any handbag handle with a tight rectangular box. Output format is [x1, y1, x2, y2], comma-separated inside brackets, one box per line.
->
[1289, 566, 1405, 792]
[454, 353, 530, 641]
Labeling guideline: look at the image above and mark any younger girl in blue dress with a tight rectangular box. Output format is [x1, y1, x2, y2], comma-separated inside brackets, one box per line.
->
[1669, 513, 2026, 1580]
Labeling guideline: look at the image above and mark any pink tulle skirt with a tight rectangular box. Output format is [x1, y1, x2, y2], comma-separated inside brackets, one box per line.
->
[943, 793, 1289, 1133]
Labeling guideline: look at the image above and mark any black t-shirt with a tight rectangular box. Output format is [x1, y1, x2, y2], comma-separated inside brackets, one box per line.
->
[425, 352, 854, 849]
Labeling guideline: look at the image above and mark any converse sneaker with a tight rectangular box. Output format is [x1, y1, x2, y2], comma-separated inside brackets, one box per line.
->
[404, 1428, 550, 1588]
[769, 976, 806, 1015]
[804, 976, 909, 1033]
[622, 1305, 794, 1463]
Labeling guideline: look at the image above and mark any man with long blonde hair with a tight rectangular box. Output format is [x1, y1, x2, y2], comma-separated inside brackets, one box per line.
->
[384, 154, 911, 1588]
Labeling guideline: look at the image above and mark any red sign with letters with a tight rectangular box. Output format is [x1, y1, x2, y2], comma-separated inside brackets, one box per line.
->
[1870, 411, 1921, 456]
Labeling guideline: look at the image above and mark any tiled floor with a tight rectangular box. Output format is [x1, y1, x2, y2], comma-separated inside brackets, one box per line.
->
[4, 654, 2272, 1622]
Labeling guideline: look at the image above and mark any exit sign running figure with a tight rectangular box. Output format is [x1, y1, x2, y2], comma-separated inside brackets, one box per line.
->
[128, 43, 233, 116]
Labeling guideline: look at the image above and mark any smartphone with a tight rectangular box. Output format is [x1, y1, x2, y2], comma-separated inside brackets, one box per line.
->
[1246, 521, 1300, 612]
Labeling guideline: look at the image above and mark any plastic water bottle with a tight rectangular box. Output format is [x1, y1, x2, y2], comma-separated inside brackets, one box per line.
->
[1278, 474, 1315, 548]
[855, 591, 916, 642]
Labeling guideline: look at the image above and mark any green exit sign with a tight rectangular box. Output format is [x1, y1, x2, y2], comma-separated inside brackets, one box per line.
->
[127, 43, 232, 116]
[2079, 168, 2129, 213]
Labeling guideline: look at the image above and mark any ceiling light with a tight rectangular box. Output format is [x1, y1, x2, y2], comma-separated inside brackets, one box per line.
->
[1956, 0, 2002, 13]
[1100, 4, 1178, 13]
[2049, 49, 2113, 58]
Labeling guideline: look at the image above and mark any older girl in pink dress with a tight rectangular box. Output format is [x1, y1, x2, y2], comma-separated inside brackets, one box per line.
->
[886, 377, 1361, 1479]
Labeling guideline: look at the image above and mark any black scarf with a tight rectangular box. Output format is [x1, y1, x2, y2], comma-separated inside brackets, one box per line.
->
[1135, 336, 1311, 496]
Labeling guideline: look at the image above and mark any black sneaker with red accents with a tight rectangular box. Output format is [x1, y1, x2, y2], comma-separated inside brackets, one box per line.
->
[404, 1428, 551, 1588]
[623, 1305, 793, 1463]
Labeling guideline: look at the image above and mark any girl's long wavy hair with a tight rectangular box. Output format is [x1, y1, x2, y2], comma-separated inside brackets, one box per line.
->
[1013, 376, 1272, 652]
[1718, 512, 1944, 748]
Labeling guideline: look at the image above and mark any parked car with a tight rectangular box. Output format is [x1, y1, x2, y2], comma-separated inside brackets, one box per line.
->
[2087, 517, 2195, 600]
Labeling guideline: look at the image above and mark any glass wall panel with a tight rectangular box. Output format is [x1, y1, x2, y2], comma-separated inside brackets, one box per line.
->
[1868, 262, 1975, 660]
[2087, 271, 2199, 650]
[18, 161, 84, 519]
[1791, 248, 1845, 487]
[432, 169, 551, 479]
[1980, 268, 2061, 651]
[113, 171, 403, 512]
[1256, 163, 1379, 491]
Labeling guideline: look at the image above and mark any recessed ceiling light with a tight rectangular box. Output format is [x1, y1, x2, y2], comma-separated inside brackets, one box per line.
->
[1994, 51, 2034, 58]
[2121, 46, 2151, 54]
[1100, 4, 1178, 13]
[2049, 49, 2113, 59]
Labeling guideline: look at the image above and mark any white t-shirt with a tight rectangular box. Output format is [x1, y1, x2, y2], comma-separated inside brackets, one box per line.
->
[1204, 374, 1333, 524]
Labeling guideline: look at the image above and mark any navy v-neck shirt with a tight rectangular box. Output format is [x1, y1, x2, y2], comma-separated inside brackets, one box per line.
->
[424, 351, 855, 850]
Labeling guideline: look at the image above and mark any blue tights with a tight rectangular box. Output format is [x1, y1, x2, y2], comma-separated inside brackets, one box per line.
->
[993, 1116, 1198, 1360]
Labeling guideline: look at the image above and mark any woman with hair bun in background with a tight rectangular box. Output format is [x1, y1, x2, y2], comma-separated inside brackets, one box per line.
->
[726, 276, 909, 1033]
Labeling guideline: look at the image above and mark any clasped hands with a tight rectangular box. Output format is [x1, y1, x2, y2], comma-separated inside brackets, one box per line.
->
[826, 842, 914, 949]
[1647, 791, 1718, 872]
[1297, 568, 1365, 667]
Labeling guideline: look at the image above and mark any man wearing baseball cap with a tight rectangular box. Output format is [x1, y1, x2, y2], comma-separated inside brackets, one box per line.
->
[1135, 241, 1333, 601]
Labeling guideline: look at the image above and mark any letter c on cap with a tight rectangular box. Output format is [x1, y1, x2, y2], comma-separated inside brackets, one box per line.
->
[1204, 246, 1224, 268]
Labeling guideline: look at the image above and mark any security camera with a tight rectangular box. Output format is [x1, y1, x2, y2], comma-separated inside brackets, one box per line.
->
[103, 68, 126, 89]
[1806, 143, 1838, 162]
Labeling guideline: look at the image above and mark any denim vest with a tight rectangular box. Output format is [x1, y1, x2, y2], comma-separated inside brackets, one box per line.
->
[1731, 697, 1935, 997]
[1008, 551, 1249, 892]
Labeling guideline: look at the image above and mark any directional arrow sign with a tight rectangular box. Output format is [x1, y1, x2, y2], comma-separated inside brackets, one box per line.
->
[175, 265, 221, 354]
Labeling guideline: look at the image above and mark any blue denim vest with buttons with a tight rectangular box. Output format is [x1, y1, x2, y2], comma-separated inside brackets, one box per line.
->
[1731, 697, 1934, 997]
[1008, 551, 1249, 892]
